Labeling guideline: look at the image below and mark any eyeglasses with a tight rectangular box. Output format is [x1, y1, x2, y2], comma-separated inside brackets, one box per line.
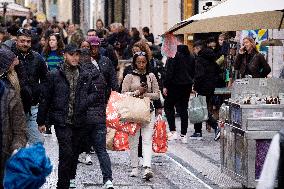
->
[17, 28, 32, 36]
[134, 51, 146, 56]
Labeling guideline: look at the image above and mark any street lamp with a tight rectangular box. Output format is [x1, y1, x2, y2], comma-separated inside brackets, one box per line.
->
[1, 2, 9, 26]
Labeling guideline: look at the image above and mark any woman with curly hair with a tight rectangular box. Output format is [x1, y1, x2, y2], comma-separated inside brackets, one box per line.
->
[42, 32, 65, 71]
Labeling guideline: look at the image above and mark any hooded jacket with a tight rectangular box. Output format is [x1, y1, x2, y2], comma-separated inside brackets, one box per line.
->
[194, 48, 219, 96]
[163, 45, 195, 88]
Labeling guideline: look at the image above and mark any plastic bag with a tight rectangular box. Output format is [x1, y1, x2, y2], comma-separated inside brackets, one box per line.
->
[106, 127, 116, 150]
[188, 95, 208, 124]
[152, 115, 168, 153]
[113, 131, 129, 151]
[106, 91, 140, 135]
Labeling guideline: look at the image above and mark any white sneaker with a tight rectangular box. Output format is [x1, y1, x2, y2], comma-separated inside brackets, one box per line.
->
[180, 135, 188, 144]
[103, 180, 114, 189]
[138, 157, 144, 167]
[84, 154, 93, 165]
[130, 167, 139, 177]
[167, 131, 178, 141]
[142, 167, 154, 180]
[69, 179, 76, 188]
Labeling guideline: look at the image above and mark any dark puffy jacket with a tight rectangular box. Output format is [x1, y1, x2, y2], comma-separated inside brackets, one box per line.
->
[234, 50, 271, 78]
[11, 43, 48, 113]
[81, 62, 107, 125]
[37, 64, 105, 127]
[194, 48, 219, 96]
[163, 45, 195, 88]
[100, 41, 118, 70]
[97, 55, 119, 100]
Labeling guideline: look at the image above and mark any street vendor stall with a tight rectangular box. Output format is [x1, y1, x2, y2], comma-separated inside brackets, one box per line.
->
[167, 0, 284, 34]
[219, 78, 284, 188]
[0, 3, 30, 17]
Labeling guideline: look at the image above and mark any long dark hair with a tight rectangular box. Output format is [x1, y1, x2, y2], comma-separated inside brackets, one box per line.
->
[132, 52, 150, 73]
[43, 33, 65, 57]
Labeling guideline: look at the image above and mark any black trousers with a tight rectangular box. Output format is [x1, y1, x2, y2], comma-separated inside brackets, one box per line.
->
[164, 85, 191, 136]
[54, 125, 84, 189]
[193, 95, 218, 133]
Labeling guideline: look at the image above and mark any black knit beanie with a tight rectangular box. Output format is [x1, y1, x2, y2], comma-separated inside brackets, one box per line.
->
[0, 49, 16, 77]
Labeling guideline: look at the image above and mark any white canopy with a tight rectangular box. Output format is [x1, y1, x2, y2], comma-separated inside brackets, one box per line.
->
[170, 0, 284, 34]
[0, 3, 30, 17]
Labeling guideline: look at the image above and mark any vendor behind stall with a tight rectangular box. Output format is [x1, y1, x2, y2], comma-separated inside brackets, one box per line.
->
[234, 37, 271, 78]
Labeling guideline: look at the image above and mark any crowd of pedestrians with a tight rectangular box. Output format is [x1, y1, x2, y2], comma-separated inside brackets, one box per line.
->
[0, 14, 271, 189]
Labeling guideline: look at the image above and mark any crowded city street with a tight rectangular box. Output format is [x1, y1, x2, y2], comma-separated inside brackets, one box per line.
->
[0, 0, 284, 189]
[41, 120, 241, 189]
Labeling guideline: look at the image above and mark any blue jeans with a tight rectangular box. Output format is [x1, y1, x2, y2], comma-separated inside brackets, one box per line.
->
[26, 106, 44, 144]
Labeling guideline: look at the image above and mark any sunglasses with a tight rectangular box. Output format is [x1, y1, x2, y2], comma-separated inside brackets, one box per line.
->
[134, 51, 146, 56]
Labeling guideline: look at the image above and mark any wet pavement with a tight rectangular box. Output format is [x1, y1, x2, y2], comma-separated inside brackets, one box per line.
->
[41, 118, 242, 189]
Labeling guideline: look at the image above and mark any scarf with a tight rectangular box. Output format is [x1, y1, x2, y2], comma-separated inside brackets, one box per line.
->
[131, 70, 148, 85]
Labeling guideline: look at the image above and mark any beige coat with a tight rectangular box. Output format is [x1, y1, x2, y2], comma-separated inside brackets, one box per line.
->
[121, 73, 160, 101]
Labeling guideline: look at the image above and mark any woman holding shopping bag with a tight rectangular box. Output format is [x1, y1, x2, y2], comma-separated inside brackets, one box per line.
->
[121, 51, 160, 180]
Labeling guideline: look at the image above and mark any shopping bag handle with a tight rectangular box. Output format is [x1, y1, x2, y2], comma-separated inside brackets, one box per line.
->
[157, 114, 163, 121]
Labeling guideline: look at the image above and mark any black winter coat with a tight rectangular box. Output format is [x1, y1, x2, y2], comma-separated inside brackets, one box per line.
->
[11, 44, 48, 113]
[97, 55, 119, 100]
[81, 62, 107, 125]
[194, 48, 219, 96]
[37, 64, 106, 127]
[163, 45, 195, 88]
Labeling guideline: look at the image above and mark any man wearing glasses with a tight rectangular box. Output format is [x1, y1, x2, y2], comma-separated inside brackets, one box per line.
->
[11, 28, 48, 145]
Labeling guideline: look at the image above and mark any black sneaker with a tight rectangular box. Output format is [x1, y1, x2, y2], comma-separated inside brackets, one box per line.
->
[214, 128, 221, 141]
[189, 133, 203, 140]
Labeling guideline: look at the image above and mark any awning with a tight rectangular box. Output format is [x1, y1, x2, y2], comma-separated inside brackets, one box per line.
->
[170, 0, 284, 34]
[0, 3, 30, 17]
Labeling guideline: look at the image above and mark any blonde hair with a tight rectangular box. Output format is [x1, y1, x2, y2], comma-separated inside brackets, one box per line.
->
[243, 36, 258, 52]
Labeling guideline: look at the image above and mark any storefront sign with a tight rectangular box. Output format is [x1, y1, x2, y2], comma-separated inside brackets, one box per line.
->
[273, 112, 283, 118]
[253, 109, 266, 118]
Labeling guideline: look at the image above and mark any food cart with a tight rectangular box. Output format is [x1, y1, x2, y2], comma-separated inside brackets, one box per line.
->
[219, 78, 284, 188]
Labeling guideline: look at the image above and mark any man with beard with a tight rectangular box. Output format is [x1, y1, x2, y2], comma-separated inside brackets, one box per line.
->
[11, 28, 48, 145]
[37, 44, 114, 189]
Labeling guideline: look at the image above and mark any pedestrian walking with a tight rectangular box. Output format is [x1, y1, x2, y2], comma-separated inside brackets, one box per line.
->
[0, 49, 27, 189]
[42, 32, 65, 135]
[190, 40, 220, 141]
[11, 28, 48, 145]
[142, 27, 154, 45]
[234, 37, 271, 78]
[88, 36, 119, 101]
[42, 32, 65, 71]
[163, 35, 195, 144]
[121, 51, 160, 180]
[37, 44, 114, 189]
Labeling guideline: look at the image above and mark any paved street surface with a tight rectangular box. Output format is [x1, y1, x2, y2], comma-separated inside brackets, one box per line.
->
[41, 118, 243, 189]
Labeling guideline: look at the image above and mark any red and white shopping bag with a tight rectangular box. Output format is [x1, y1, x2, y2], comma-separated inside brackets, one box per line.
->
[152, 115, 168, 153]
